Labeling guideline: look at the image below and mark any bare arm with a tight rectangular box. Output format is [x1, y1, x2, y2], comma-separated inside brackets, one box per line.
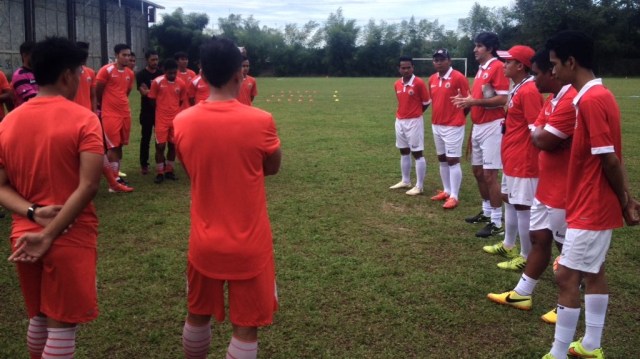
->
[8, 152, 103, 262]
[0, 168, 63, 227]
[263, 148, 282, 176]
[90, 86, 98, 113]
[95, 82, 105, 108]
[451, 91, 507, 109]
[599, 152, 640, 226]
[532, 127, 567, 151]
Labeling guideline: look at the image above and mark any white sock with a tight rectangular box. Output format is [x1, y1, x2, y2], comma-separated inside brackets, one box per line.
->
[415, 157, 426, 189]
[491, 206, 503, 228]
[449, 163, 462, 200]
[482, 200, 491, 217]
[42, 327, 76, 359]
[401, 155, 411, 184]
[226, 336, 258, 359]
[166, 160, 175, 171]
[27, 316, 48, 359]
[517, 209, 532, 259]
[514, 274, 538, 296]
[550, 306, 580, 359]
[182, 321, 211, 359]
[503, 203, 517, 248]
[439, 162, 450, 194]
[582, 294, 609, 351]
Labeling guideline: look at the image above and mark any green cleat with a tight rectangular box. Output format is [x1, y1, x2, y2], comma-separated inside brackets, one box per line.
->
[568, 338, 605, 359]
[482, 242, 518, 258]
[497, 255, 527, 271]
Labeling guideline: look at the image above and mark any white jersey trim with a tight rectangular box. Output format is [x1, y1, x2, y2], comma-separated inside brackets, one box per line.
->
[544, 124, 569, 139]
[592, 145, 615, 155]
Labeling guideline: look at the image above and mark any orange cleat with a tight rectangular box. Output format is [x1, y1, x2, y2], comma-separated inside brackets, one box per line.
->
[443, 197, 459, 209]
[430, 190, 450, 201]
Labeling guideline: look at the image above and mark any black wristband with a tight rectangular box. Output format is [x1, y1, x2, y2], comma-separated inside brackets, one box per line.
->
[27, 203, 41, 222]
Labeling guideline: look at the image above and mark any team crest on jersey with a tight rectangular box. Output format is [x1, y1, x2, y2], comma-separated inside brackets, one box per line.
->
[247, 83, 253, 88]
[408, 89, 414, 96]
[482, 73, 489, 80]
[175, 88, 181, 95]
[126, 76, 131, 81]
[445, 82, 451, 89]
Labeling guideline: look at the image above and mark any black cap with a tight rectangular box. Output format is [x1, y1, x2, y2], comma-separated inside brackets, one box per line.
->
[433, 48, 450, 59]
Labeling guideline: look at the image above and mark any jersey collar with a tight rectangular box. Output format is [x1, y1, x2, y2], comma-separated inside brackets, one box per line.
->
[573, 78, 603, 107]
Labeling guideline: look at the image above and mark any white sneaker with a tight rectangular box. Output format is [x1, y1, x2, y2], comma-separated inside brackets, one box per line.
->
[405, 186, 423, 195]
[389, 181, 412, 189]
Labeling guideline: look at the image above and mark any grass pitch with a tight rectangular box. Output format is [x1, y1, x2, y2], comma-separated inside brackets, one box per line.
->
[1, 77, 640, 358]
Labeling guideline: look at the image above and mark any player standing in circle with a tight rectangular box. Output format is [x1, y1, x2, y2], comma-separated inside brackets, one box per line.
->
[428, 48, 470, 209]
[96, 44, 134, 185]
[136, 50, 163, 175]
[148, 59, 187, 183]
[11, 41, 38, 107]
[0, 36, 104, 359]
[483, 45, 543, 271]
[452, 32, 509, 238]
[128, 52, 136, 71]
[187, 66, 210, 106]
[389, 56, 431, 196]
[237, 57, 257, 106]
[175, 51, 197, 110]
[174, 37, 281, 359]
[541, 30, 640, 359]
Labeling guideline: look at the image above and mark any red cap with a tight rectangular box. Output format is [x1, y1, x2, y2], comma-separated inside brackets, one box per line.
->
[497, 45, 535, 68]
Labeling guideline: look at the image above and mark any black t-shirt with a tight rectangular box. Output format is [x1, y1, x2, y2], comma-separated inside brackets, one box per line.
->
[136, 67, 163, 114]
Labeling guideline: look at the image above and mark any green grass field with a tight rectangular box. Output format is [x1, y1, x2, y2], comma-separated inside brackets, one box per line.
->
[1, 77, 639, 358]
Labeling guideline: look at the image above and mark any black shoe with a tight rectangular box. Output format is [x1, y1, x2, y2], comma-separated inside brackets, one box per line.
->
[164, 172, 178, 180]
[475, 222, 505, 238]
[465, 211, 490, 224]
[154, 174, 164, 184]
[117, 177, 129, 186]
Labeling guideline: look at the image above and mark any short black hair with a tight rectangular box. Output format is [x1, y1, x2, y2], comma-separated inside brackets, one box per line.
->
[32, 37, 85, 86]
[113, 43, 130, 55]
[130, 51, 136, 58]
[145, 49, 158, 59]
[474, 32, 500, 56]
[531, 48, 552, 73]
[76, 41, 90, 62]
[174, 51, 188, 60]
[545, 30, 594, 70]
[199, 37, 242, 88]
[163, 59, 178, 71]
[19, 41, 36, 56]
[399, 56, 413, 65]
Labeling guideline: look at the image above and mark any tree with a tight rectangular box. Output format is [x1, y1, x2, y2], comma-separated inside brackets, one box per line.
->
[323, 8, 360, 76]
[149, 8, 209, 66]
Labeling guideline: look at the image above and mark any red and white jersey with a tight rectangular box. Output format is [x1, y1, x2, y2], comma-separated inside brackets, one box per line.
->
[187, 75, 210, 105]
[394, 75, 431, 120]
[428, 67, 470, 126]
[470, 57, 509, 125]
[96, 64, 134, 117]
[566, 79, 623, 230]
[501, 78, 543, 178]
[534, 85, 577, 209]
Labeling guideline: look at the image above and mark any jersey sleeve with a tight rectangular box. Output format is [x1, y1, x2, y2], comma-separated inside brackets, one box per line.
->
[581, 97, 616, 154]
[456, 73, 470, 98]
[546, 96, 575, 138]
[95, 66, 108, 84]
[187, 80, 196, 99]
[148, 79, 159, 100]
[79, 113, 106, 155]
[490, 65, 510, 94]
[418, 79, 431, 105]
[262, 116, 281, 156]
[251, 79, 258, 98]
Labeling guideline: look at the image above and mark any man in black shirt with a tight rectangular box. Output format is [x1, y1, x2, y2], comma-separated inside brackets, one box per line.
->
[136, 50, 163, 174]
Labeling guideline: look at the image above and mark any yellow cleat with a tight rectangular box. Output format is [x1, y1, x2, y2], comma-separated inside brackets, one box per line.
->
[487, 290, 532, 311]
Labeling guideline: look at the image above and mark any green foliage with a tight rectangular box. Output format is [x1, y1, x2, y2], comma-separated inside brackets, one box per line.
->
[149, 8, 209, 67]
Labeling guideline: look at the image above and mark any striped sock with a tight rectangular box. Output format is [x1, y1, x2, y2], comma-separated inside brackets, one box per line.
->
[226, 336, 257, 359]
[27, 316, 48, 359]
[182, 321, 211, 359]
[42, 326, 76, 359]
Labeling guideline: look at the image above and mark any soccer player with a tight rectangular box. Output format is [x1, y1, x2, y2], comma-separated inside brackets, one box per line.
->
[541, 30, 640, 359]
[174, 37, 281, 359]
[0, 69, 13, 121]
[487, 48, 576, 322]
[74, 42, 133, 193]
[237, 57, 257, 106]
[96, 44, 134, 184]
[11, 41, 39, 107]
[428, 48, 470, 209]
[136, 50, 163, 175]
[187, 71, 210, 106]
[128, 51, 136, 71]
[0, 36, 104, 359]
[175, 51, 197, 110]
[148, 59, 187, 183]
[482, 45, 543, 271]
[452, 32, 509, 237]
[389, 56, 431, 196]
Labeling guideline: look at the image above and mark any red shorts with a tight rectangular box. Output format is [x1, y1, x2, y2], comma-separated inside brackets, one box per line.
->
[102, 115, 131, 148]
[15, 245, 98, 323]
[155, 121, 174, 144]
[187, 255, 278, 327]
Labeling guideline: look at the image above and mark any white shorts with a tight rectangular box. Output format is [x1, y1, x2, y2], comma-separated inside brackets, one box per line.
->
[559, 228, 612, 274]
[432, 125, 464, 158]
[529, 197, 567, 243]
[395, 117, 424, 152]
[471, 119, 503, 169]
[501, 175, 538, 206]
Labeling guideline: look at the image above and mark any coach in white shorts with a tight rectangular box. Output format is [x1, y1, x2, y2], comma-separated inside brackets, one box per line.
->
[389, 56, 431, 196]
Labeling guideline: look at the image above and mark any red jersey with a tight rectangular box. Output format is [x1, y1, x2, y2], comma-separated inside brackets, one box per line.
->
[0, 96, 104, 248]
[395, 75, 431, 119]
[177, 69, 197, 110]
[148, 75, 187, 125]
[0, 71, 10, 120]
[73, 66, 95, 111]
[566, 79, 623, 230]
[428, 67, 470, 126]
[501, 78, 543, 177]
[534, 85, 577, 209]
[95, 64, 134, 117]
[187, 75, 210, 104]
[174, 100, 280, 280]
[237, 75, 257, 106]
[471, 57, 509, 124]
